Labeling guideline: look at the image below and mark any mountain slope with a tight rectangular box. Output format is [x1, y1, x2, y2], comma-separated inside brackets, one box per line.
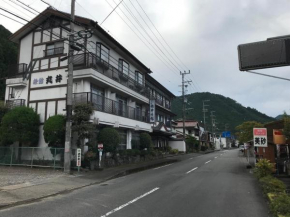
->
[0, 25, 18, 100]
[171, 92, 274, 133]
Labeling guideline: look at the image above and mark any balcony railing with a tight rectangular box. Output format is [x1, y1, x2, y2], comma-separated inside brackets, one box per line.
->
[72, 53, 149, 98]
[43, 47, 64, 57]
[73, 92, 149, 123]
[7, 63, 27, 78]
[6, 99, 26, 109]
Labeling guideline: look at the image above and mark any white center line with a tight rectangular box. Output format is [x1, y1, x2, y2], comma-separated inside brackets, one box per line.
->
[189, 157, 193, 160]
[186, 167, 198, 174]
[205, 160, 211, 164]
[100, 187, 160, 217]
[214, 156, 218, 159]
[153, 164, 172, 170]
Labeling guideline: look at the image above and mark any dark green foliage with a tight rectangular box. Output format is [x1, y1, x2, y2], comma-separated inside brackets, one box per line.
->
[119, 149, 141, 157]
[283, 112, 290, 141]
[171, 92, 274, 133]
[140, 133, 153, 150]
[0, 102, 8, 124]
[270, 193, 290, 217]
[0, 25, 18, 100]
[186, 136, 199, 151]
[98, 128, 120, 153]
[259, 176, 286, 194]
[200, 146, 207, 151]
[131, 139, 140, 150]
[72, 104, 95, 147]
[43, 115, 66, 148]
[0, 107, 39, 146]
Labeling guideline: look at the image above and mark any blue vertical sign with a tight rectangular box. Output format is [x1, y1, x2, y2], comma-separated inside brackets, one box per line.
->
[149, 99, 155, 123]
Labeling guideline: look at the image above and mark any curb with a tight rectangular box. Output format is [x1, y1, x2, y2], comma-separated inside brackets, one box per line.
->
[0, 158, 178, 210]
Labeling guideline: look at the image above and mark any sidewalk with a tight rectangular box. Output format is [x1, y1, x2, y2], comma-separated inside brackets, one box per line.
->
[0, 152, 205, 209]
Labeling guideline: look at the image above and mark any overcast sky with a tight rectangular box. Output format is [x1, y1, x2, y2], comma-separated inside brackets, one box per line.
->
[1, 0, 290, 118]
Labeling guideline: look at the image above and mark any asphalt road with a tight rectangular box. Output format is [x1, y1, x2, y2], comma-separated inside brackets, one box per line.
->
[0, 149, 271, 217]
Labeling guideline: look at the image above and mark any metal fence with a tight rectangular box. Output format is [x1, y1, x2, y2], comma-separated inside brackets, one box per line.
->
[0, 147, 78, 169]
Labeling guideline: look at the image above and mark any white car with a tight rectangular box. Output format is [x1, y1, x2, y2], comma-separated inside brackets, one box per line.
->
[239, 145, 244, 152]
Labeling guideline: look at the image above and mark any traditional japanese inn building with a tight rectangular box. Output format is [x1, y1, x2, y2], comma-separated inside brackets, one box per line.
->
[5, 7, 181, 152]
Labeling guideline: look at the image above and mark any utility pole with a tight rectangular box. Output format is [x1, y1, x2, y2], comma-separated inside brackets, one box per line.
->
[202, 100, 210, 131]
[180, 71, 192, 139]
[64, 0, 75, 173]
[210, 111, 215, 133]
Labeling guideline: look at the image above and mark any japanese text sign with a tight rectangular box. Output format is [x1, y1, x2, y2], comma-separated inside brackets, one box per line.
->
[76, 148, 81, 167]
[149, 99, 155, 123]
[253, 128, 267, 147]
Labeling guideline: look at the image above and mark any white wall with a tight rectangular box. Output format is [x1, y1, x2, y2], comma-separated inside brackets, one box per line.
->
[169, 140, 186, 152]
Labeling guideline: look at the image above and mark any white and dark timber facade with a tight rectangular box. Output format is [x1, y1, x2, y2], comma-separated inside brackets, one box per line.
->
[5, 8, 182, 152]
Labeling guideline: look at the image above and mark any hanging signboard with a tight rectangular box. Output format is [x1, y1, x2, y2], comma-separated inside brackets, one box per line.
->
[149, 99, 155, 123]
[253, 128, 268, 147]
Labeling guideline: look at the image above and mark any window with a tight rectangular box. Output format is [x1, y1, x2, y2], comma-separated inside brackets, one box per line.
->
[9, 87, 15, 99]
[44, 41, 64, 56]
[91, 85, 104, 111]
[135, 71, 144, 85]
[96, 42, 109, 63]
[118, 129, 127, 150]
[118, 59, 129, 75]
[116, 95, 127, 116]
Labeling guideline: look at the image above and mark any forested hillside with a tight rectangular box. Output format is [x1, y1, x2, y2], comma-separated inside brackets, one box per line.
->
[0, 25, 18, 100]
[171, 92, 275, 133]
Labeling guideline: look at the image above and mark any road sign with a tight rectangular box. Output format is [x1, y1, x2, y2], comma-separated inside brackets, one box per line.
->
[76, 148, 81, 167]
[253, 128, 267, 147]
[98, 143, 103, 151]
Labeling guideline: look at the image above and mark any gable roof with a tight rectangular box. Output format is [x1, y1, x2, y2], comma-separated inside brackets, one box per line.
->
[10, 7, 152, 74]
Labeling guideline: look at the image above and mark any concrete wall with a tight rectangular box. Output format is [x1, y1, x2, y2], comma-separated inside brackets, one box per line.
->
[169, 140, 186, 152]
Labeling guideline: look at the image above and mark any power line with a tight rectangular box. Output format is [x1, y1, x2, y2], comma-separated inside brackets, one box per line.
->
[0, 12, 25, 25]
[116, 0, 181, 73]
[100, 0, 124, 25]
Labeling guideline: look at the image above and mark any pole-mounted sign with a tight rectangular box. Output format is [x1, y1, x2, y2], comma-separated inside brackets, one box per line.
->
[253, 128, 268, 147]
[76, 148, 81, 172]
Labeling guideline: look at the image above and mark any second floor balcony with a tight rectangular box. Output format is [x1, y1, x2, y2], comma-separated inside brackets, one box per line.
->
[6, 99, 26, 109]
[73, 92, 149, 123]
[73, 53, 149, 98]
[7, 63, 27, 79]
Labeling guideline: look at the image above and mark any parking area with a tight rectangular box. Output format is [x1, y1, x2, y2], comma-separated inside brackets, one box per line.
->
[0, 166, 64, 188]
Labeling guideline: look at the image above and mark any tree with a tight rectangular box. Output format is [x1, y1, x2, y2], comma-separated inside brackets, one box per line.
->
[0, 106, 39, 146]
[283, 112, 290, 141]
[186, 136, 199, 151]
[235, 121, 264, 143]
[71, 103, 95, 148]
[0, 102, 8, 124]
[43, 115, 66, 148]
[140, 133, 153, 150]
[98, 128, 120, 153]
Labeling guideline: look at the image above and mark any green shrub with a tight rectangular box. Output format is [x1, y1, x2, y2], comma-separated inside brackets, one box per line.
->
[0, 106, 39, 146]
[43, 115, 66, 148]
[131, 139, 140, 150]
[140, 133, 153, 150]
[84, 150, 96, 161]
[254, 159, 273, 179]
[170, 149, 179, 154]
[259, 176, 286, 194]
[140, 150, 149, 157]
[270, 193, 290, 216]
[98, 128, 120, 153]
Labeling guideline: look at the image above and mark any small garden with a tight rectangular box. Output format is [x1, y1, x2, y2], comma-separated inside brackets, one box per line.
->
[254, 159, 290, 217]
